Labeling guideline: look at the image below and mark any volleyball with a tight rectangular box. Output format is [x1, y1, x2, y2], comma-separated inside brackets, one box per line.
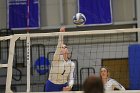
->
[73, 13, 86, 26]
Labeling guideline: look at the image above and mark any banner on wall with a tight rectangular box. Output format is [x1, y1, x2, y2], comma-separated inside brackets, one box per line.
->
[7, 0, 40, 29]
[79, 0, 112, 25]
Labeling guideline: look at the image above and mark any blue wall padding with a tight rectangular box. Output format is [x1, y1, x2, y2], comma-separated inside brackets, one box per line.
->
[129, 44, 140, 90]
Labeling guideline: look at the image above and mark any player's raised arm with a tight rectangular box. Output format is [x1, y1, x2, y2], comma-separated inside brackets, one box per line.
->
[52, 26, 65, 62]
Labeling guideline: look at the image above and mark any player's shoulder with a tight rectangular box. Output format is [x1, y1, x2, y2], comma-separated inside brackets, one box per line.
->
[108, 78, 118, 83]
[68, 60, 75, 66]
[71, 61, 75, 66]
[108, 78, 114, 82]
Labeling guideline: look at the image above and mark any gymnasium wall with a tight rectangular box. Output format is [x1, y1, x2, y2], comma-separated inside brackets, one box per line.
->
[0, 0, 136, 29]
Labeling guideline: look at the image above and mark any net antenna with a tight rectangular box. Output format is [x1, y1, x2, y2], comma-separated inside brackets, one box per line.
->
[26, 0, 31, 92]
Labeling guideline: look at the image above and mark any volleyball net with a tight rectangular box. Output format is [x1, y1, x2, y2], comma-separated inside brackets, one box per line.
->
[0, 28, 140, 93]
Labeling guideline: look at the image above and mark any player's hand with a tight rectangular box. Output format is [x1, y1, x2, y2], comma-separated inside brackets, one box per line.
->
[63, 86, 72, 91]
[60, 26, 65, 32]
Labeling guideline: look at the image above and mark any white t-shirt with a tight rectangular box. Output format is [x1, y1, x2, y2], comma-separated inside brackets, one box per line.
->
[48, 57, 75, 87]
[49, 35, 75, 87]
[104, 78, 125, 91]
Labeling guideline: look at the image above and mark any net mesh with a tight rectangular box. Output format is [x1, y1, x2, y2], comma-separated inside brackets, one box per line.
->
[0, 28, 140, 93]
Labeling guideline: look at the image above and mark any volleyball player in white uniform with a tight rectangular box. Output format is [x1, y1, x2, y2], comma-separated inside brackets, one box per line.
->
[100, 67, 125, 91]
[45, 27, 75, 92]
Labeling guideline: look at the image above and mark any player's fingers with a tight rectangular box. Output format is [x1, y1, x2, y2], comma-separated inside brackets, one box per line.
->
[60, 26, 65, 32]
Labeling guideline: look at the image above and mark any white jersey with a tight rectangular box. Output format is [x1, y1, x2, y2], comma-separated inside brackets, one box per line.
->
[48, 57, 75, 87]
[48, 34, 75, 87]
[104, 78, 125, 91]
